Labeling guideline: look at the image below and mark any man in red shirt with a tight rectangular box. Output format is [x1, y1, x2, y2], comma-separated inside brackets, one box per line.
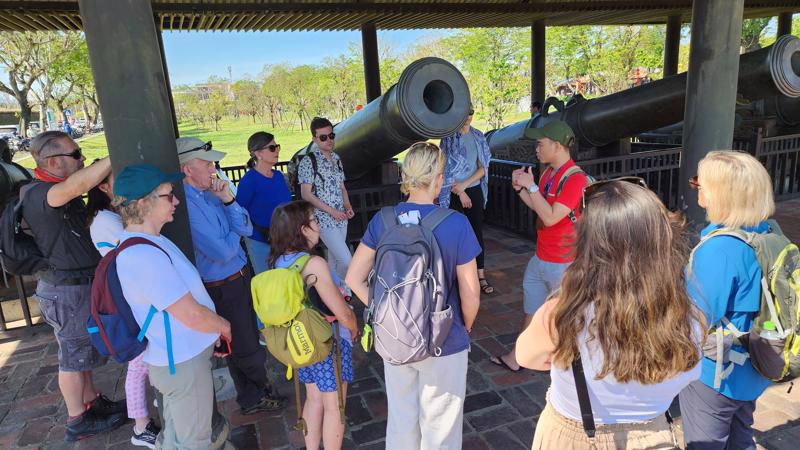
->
[490, 121, 587, 371]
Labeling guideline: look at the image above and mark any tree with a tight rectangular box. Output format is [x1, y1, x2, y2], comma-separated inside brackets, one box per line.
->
[741, 17, 771, 53]
[204, 86, 231, 131]
[444, 28, 528, 128]
[0, 33, 48, 136]
[231, 79, 264, 123]
[29, 33, 85, 131]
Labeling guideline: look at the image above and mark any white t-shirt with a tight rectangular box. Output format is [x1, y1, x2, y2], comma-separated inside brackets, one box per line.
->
[550, 310, 701, 424]
[116, 231, 219, 367]
[90, 210, 123, 256]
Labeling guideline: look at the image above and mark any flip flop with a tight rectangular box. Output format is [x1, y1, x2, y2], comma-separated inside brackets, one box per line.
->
[489, 354, 521, 373]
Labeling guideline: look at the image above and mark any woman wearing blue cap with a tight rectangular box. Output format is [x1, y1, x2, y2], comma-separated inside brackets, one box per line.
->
[112, 164, 232, 449]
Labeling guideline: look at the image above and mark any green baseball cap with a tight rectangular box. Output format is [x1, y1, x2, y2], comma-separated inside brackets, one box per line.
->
[523, 120, 575, 147]
[113, 164, 185, 201]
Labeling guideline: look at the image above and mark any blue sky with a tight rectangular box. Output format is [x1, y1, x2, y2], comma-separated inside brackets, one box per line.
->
[161, 29, 446, 85]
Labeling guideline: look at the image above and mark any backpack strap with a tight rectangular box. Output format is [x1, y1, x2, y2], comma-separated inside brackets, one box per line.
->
[332, 323, 345, 425]
[571, 356, 596, 441]
[380, 206, 397, 230]
[420, 207, 456, 231]
[289, 254, 311, 272]
[163, 311, 175, 375]
[116, 237, 175, 374]
[555, 166, 586, 225]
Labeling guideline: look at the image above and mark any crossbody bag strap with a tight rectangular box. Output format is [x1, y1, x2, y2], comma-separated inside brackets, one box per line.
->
[571, 356, 597, 440]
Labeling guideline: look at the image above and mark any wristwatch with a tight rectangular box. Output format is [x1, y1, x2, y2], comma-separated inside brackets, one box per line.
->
[528, 183, 539, 194]
[223, 198, 236, 206]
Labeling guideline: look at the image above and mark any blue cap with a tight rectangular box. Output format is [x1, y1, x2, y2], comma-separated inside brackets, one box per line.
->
[113, 164, 185, 201]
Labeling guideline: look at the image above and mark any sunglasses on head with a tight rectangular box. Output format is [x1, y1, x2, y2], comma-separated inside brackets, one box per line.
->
[178, 141, 212, 155]
[317, 133, 335, 142]
[581, 176, 648, 211]
[46, 147, 82, 160]
[260, 143, 280, 152]
[688, 175, 701, 190]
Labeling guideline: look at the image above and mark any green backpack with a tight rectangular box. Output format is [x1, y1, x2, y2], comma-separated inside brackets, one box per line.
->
[250, 254, 345, 434]
[690, 220, 800, 387]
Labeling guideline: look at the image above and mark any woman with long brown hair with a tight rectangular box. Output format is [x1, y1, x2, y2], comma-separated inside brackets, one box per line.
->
[253, 200, 357, 450]
[515, 179, 703, 449]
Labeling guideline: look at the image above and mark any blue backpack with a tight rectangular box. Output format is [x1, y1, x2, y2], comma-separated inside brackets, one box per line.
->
[87, 237, 175, 374]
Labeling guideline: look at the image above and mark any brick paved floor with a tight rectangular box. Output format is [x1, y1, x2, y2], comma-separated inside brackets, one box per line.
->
[0, 199, 799, 449]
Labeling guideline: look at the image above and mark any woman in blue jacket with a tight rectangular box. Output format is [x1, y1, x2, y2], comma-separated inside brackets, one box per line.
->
[680, 150, 775, 450]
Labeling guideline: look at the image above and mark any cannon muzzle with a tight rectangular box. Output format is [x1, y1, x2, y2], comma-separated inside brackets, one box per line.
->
[487, 35, 800, 155]
[294, 57, 471, 180]
[0, 161, 33, 207]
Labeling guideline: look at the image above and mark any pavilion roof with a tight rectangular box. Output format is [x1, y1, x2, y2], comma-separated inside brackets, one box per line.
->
[0, 1, 797, 32]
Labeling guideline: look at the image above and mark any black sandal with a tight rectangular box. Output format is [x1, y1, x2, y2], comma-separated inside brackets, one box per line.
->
[479, 278, 494, 294]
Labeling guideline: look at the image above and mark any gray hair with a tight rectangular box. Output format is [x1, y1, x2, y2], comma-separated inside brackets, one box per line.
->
[113, 191, 159, 227]
[30, 131, 71, 166]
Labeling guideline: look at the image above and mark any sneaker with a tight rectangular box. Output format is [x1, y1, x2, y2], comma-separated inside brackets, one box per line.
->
[131, 420, 160, 449]
[65, 409, 126, 442]
[241, 394, 284, 415]
[88, 393, 127, 417]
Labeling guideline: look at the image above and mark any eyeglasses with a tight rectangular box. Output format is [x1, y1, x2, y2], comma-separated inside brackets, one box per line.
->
[688, 175, 701, 190]
[317, 133, 335, 142]
[260, 144, 280, 152]
[581, 176, 648, 211]
[178, 141, 212, 155]
[157, 192, 175, 203]
[46, 147, 82, 160]
[468, 110, 475, 116]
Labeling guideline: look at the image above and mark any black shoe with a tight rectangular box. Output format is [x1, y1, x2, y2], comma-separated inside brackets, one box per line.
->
[88, 393, 127, 417]
[65, 409, 126, 442]
[131, 419, 160, 449]
[241, 394, 285, 415]
[265, 386, 288, 404]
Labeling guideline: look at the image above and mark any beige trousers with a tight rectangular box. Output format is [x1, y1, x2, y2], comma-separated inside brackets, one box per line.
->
[150, 345, 215, 450]
[384, 349, 469, 450]
[532, 402, 677, 450]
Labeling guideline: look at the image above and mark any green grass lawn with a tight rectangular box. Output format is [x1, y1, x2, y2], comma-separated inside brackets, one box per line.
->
[18, 112, 532, 168]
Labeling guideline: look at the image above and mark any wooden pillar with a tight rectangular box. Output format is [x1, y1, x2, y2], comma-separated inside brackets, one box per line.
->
[679, 0, 745, 225]
[531, 20, 546, 112]
[664, 15, 681, 77]
[361, 22, 381, 103]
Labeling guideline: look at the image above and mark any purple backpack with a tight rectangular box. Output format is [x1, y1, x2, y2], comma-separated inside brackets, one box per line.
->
[366, 206, 455, 365]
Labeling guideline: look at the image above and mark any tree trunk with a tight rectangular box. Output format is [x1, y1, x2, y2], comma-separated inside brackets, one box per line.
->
[18, 99, 32, 138]
[38, 103, 47, 132]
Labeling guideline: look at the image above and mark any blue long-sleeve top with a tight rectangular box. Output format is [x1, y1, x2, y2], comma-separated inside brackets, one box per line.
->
[184, 182, 252, 282]
[687, 221, 772, 401]
[235, 169, 292, 243]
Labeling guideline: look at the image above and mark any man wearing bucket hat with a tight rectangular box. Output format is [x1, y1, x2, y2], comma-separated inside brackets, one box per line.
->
[177, 137, 285, 414]
[489, 120, 590, 372]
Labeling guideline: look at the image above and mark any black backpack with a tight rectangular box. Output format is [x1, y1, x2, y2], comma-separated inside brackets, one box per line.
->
[0, 179, 53, 276]
[288, 145, 344, 198]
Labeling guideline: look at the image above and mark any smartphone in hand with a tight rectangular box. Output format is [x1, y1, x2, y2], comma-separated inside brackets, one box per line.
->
[214, 336, 232, 357]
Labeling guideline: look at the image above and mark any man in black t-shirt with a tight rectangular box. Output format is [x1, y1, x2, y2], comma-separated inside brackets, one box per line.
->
[23, 131, 126, 442]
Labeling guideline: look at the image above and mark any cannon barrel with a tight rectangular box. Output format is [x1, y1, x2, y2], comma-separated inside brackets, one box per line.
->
[0, 161, 33, 207]
[487, 34, 800, 153]
[296, 57, 470, 180]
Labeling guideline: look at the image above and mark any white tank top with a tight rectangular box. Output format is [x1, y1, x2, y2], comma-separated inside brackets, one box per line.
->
[550, 319, 701, 424]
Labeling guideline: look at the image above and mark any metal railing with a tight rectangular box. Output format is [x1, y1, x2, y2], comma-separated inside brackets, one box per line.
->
[485, 148, 683, 236]
[755, 132, 800, 200]
[218, 163, 401, 244]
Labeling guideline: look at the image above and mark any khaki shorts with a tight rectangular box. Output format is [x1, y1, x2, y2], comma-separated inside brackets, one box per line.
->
[35, 280, 107, 372]
[532, 401, 677, 450]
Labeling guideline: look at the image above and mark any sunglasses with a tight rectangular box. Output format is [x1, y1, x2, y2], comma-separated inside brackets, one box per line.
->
[46, 147, 82, 160]
[317, 133, 335, 142]
[260, 144, 280, 152]
[158, 192, 175, 203]
[688, 175, 701, 190]
[178, 141, 212, 155]
[581, 176, 648, 211]
[468, 110, 475, 116]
